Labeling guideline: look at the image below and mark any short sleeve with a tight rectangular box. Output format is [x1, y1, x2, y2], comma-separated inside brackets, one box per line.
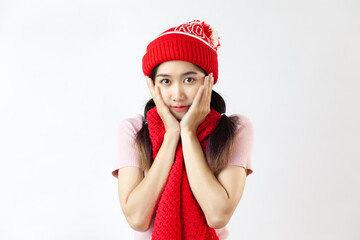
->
[111, 114, 144, 178]
[227, 114, 255, 176]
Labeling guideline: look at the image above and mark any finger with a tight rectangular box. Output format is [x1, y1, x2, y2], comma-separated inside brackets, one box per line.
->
[146, 76, 156, 99]
[200, 75, 210, 106]
[207, 73, 214, 105]
[146, 76, 163, 108]
[154, 85, 167, 108]
[192, 85, 205, 108]
[200, 75, 208, 103]
[209, 73, 214, 89]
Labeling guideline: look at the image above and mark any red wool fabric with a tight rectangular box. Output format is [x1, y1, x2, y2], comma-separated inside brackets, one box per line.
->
[146, 106, 221, 240]
[142, 20, 220, 84]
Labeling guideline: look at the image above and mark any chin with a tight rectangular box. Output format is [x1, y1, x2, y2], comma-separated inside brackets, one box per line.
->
[175, 115, 183, 121]
[172, 112, 185, 121]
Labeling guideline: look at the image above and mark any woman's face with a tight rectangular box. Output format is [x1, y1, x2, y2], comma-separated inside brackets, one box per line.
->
[153, 60, 206, 121]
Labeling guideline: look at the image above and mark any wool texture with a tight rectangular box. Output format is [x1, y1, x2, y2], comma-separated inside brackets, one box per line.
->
[146, 106, 221, 240]
[142, 20, 220, 84]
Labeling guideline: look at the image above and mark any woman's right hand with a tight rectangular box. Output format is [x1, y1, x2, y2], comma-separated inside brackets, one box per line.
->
[146, 76, 180, 134]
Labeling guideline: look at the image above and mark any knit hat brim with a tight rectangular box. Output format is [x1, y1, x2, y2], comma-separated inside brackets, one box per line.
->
[142, 32, 219, 83]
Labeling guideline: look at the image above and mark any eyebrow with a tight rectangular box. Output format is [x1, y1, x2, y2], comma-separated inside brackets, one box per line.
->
[155, 71, 199, 78]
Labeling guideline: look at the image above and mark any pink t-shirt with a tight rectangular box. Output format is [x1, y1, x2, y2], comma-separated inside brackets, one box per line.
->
[112, 114, 254, 240]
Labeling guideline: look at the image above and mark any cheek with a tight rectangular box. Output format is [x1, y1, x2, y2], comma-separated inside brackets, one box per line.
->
[188, 87, 200, 102]
[158, 87, 170, 102]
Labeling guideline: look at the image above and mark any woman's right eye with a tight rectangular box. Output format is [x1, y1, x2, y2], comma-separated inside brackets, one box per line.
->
[160, 79, 170, 84]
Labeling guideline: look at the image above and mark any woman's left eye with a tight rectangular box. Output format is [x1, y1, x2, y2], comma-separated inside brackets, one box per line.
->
[184, 78, 195, 83]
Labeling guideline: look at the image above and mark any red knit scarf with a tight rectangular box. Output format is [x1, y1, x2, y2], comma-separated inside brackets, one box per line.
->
[146, 106, 221, 240]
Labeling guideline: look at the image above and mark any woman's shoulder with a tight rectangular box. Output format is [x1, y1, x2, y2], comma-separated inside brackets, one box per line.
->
[117, 114, 145, 136]
[228, 113, 254, 131]
[227, 113, 254, 175]
[112, 114, 144, 178]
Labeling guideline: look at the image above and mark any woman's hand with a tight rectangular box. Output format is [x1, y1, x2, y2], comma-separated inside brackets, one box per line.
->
[146, 76, 180, 134]
[180, 73, 214, 133]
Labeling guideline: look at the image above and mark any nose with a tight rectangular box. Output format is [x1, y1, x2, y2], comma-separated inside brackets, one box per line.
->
[172, 84, 185, 102]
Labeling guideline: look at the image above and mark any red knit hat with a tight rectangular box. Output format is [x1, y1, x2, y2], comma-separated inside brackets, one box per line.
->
[142, 20, 221, 84]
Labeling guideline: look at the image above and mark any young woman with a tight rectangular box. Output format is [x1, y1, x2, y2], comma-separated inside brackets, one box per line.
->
[112, 20, 254, 240]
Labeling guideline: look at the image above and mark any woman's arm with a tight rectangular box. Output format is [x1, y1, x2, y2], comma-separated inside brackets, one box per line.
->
[117, 130, 179, 232]
[117, 76, 181, 232]
[181, 130, 247, 229]
[179, 73, 248, 229]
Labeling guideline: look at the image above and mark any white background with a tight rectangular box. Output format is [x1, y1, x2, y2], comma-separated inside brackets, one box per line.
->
[0, 0, 359, 239]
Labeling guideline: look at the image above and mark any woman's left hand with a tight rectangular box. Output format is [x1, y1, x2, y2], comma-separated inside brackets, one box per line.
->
[180, 73, 214, 133]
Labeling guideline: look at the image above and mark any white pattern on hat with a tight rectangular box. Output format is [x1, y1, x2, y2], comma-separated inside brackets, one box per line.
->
[158, 31, 217, 51]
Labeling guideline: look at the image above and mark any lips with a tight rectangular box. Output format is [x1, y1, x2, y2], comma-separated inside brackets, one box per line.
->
[171, 105, 189, 112]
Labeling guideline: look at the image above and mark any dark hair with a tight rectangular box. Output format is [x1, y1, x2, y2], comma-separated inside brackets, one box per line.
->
[135, 64, 239, 175]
